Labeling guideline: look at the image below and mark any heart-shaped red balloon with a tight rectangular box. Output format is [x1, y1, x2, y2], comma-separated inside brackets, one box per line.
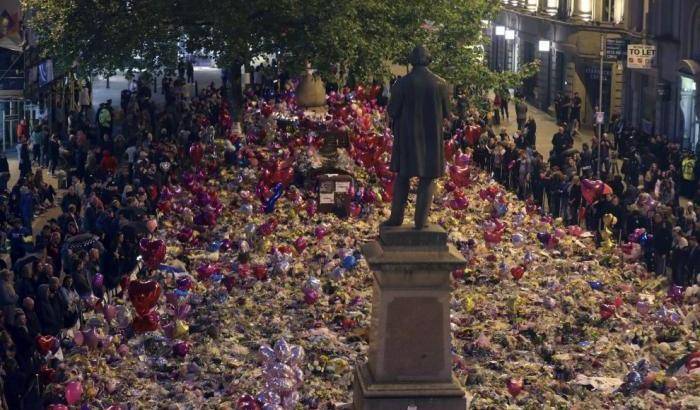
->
[128, 280, 162, 316]
[510, 266, 525, 281]
[581, 179, 604, 204]
[189, 143, 204, 166]
[261, 103, 273, 117]
[177, 228, 194, 243]
[36, 335, 58, 355]
[348, 202, 362, 218]
[483, 231, 502, 245]
[507, 378, 524, 397]
[599, 303, 616, 320]
[39, 365, 57, 384]
[139, 238, 166, 270]
[132, 309, 160, 333]
[252, 264, 268, 281]
[294, 237, 308, 253]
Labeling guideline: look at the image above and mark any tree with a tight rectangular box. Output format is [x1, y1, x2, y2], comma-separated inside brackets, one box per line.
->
[22, 0, 538, 100]
[21, 0, 185, 76]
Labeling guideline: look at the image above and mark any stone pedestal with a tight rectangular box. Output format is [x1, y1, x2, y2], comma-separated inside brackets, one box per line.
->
[296, 71, 327, 109]
[353, 225, 467, 410]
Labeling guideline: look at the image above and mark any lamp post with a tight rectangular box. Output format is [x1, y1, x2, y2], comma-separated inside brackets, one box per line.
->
[597, 34, 605, 177]
[505, 30, 515, 72]
[494, 26, 506, 71]
[539, 40, 552, 112]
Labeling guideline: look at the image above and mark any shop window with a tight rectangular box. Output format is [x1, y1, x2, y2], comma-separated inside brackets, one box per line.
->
[679, 76, 699, 151]
[600, 0, 624, 23]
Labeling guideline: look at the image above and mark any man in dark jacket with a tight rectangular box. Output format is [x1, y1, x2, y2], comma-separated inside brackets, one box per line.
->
[684, 236, 700, 286]
[0, 152, 9, 191]
[652, 214, 673, 277]
[8, 309, 36, 370]
[36, 284, 63, 336]
[22, 297, 41, 338]
[383, 45, 450, 229]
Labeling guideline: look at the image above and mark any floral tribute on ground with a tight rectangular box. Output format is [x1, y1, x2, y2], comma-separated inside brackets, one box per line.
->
[53, 88, 699, 409]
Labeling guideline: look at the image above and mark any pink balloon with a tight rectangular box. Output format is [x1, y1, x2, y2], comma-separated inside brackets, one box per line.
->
[73, 330, 84, 346]
[103, 304, 117, 321]
[92, 273, 104, 288]
[65, 380, 83, 405]
[83, 327, 100, 350]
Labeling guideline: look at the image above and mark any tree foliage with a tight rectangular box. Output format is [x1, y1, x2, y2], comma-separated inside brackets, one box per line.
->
[22, 0, 538, 95]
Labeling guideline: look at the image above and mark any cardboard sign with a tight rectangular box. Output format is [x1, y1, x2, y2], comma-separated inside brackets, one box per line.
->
[317, 173, 354, 216]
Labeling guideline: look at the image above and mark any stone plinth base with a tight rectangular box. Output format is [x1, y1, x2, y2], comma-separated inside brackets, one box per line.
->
[353, 363, 467, 410]
[352, 225, 467, 410]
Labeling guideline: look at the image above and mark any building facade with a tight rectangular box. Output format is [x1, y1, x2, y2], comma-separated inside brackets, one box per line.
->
[490, 0, 700, 152]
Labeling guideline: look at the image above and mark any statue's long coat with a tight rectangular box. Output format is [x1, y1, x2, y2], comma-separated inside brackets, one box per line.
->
[388, 66, 450, 178]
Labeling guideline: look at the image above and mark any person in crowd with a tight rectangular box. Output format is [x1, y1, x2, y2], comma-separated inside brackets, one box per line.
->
[57, 276, 80, 329]
[570, 92, 582, 132]
[652, 213, 673, 277]
[681, 202, 697, 235]
[681, 153, 697, 198]
[0, 271, 18, 322]
[30, 127, 43, 166]
[560, 93, 571, 125]
[524, 116, 537, 147]
[15, 265, 36, 303]
[683, 235, 700, 286]
[35, 284, 62, 336]
[515, 98, 528, 131]
[21, 298, 40, 339]
[186, 60, 195, 83]
[19, 141, 31, 179]
[8, 309, 35, 369]
[499, 90, 510, 122]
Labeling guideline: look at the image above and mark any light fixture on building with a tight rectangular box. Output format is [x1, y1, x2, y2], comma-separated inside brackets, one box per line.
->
[505, 29, 516, 40]
[495, 26, 506, 36]
[538, 40, 551, 52]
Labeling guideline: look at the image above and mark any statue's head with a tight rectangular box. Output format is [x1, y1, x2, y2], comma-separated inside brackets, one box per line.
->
[409, 45, 432, 67]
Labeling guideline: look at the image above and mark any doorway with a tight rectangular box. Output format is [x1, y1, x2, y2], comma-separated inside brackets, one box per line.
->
[679, 75, 699, 151]
[521, 41, 537, 100]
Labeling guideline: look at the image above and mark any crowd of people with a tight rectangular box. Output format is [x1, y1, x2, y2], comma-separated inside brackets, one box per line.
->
[457, 91, 700, 288]
[0, 68, 227, 408]
[0, 65, 698, 407]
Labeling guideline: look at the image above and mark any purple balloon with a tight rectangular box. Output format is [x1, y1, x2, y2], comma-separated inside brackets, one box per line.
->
[92, 273, 104, 288]
[256, 390, 281, 405]
[259, 345, 276, 363]
[274, 339, 292, 363]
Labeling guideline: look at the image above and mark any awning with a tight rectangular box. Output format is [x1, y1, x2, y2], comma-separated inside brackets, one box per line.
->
[678, 59, 700, 79]
[0, 89, 23, 99]
[0, 37, 20, 52]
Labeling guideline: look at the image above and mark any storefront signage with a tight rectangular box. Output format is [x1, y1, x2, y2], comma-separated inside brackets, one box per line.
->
[627, 44, 656, 69]
[657, 81, 671, 101]
[605, 38, 627, 60]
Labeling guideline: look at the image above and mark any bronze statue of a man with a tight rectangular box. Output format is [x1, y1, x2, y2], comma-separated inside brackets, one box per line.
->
[382, 45, 450, 229]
